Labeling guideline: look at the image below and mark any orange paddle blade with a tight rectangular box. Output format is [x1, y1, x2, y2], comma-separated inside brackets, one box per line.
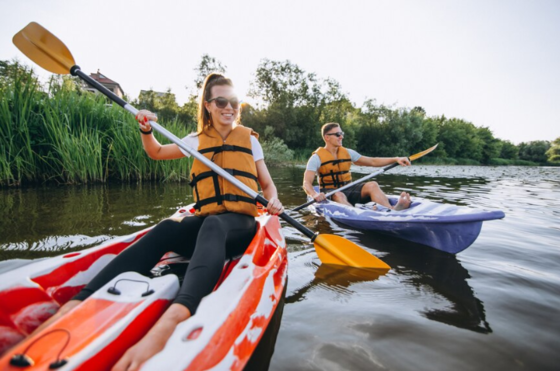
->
[13, 22, 75, 74]
[409, 143, 438, 161]
[314, 234, 390, 270]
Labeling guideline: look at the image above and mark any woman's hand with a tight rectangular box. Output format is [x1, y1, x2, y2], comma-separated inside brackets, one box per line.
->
[266, 197, 284, 215]
[136, 109, 157, 133]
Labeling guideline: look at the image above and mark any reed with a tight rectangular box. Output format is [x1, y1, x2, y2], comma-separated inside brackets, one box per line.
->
[0, 63, 42, 185]
[108, 114, 193, 182]
[0, 66, 195, 186]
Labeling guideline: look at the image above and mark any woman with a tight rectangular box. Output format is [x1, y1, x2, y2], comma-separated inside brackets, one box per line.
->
[36, 73, 284, 371]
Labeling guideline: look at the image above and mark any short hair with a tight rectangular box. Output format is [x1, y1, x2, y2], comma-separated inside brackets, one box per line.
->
[321, 123, 340, 137]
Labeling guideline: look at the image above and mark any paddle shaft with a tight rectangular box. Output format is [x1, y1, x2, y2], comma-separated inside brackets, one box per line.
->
[71, 66, 318, 241]
[293, 161, 402, 211]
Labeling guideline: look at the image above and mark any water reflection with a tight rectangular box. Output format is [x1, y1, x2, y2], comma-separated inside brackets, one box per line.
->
[0, 183, 194, 261]
[286, 264, 383, 304]
[338, 224, 492, 334]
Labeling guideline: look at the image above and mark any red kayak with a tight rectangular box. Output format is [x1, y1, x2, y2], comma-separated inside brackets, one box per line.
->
[0, 205, 287, 370]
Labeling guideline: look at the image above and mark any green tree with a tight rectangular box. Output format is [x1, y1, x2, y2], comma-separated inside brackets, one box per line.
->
[247, 59, 349, 151]
[193, 54, 227, 90]
[545, 137, 560, 162]
[259, 126, 294, 165]
[476, 127, 501, 164]
[498, 140, 518, 160]
[437, 118, 482, 161]
[518, 140, 551, 164]
[135, 89, 180, 124]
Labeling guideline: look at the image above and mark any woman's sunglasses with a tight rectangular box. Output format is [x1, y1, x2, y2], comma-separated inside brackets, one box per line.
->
[207, 96, 240, 109]
[326, 131, 345, 138]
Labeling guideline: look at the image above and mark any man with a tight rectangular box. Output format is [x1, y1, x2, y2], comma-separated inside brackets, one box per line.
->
[303, 122, 412, 210]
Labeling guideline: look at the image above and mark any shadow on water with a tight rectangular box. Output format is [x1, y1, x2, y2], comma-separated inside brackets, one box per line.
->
[245, 285, 286, 371]
[294, 210, 492, 335]
[356, 230, 492, 334]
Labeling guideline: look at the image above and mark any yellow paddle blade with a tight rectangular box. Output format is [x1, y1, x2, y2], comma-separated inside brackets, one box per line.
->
[13, 22, 75, 74]
[409, 143, 438, 161]
[314, 234, 390, 270]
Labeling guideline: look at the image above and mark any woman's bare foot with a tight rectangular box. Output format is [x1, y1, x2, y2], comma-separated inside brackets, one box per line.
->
[112, 304, 191, 371]
[393, 192, 412, 211]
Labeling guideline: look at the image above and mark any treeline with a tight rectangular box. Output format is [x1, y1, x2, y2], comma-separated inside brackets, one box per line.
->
[136, 58, 558, 166]
[1, 58, 558, 186]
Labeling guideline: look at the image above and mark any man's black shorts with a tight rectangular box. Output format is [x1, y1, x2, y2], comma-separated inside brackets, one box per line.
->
[324, 183, 366, 206]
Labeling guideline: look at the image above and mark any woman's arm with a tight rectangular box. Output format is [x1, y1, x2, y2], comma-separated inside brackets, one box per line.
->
[255, 159, 284, 215]
[136, 110, 185, 160]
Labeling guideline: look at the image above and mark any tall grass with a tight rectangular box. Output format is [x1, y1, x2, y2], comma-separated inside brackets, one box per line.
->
[0, 65, 194, 186]
[0, 64, 42, 185]
[109, 115, 193, 182]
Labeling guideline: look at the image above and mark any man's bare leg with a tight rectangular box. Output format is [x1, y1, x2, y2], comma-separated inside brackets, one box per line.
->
[331, 191, 352, 206]
[362, 182, 411, 210]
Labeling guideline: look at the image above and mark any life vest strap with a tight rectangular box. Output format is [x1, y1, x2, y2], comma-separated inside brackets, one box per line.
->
[190, 169, 258, 187]
[199, 145, 253, 156]
[319, 169, 351, 190]
[320, 158, 352, 166]
[318, 170, 350, 180]
[194, 194, 257, 210]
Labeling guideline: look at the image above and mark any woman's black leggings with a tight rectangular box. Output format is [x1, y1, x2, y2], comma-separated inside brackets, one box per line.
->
[73, 212, 257, 314]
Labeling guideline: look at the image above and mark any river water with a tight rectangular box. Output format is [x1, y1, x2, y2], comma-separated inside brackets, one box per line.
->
[1, 165, 559, 370]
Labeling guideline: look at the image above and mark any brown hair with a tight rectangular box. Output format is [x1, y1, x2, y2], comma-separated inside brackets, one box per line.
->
[321, 122, 340, 138]
[196, 73, 238, 135]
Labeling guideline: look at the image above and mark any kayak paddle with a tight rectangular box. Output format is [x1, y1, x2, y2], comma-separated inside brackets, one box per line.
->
[293, 144, 438, 211]
[13, 22, 390, 271]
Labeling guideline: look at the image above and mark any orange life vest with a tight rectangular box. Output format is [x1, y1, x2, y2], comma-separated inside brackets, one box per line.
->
[190, 125, 259, 217]
[314, 146, 353, 192]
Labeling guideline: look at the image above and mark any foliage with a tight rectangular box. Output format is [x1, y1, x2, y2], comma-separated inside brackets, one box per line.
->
[0, 60, 192, 186]
[2, 55, 557, 187]
[546, 137, 560, 163]
[499, 140, 519, 160]
[193, 54, 227, 91]
[259, 126, 294, 165]
[518, 140, 551, 164]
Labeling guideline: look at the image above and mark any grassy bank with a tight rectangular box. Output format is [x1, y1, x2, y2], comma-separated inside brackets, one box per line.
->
[0, 66, 193, 186]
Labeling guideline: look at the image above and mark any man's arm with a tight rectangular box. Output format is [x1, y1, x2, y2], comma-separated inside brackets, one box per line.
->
[354, 156, 410, 167]
[303, 170, 327, 202]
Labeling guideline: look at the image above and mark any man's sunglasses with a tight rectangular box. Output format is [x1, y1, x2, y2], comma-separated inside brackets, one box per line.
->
[326, 131, 345, 138]
[207, 96, 240, 109]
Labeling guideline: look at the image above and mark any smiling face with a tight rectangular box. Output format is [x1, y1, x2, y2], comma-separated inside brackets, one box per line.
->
[324, 126, 344, 148]
[204, 85, 239, 129]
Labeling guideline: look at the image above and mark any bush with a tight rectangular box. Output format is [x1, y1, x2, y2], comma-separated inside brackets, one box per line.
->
[260, 126, 294, 166]
[455, 158, 481, 165]
[488, 158, 513, 166]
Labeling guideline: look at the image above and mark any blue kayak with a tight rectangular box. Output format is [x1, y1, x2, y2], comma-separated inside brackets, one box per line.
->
[308, 187, 505, 254]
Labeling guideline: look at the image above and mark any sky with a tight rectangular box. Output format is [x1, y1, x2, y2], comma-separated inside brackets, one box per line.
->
[1, 0, 559, 144]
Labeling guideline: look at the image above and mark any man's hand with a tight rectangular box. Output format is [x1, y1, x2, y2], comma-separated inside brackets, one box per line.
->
[396, 157, 411, 166]
[313, 192, 327, 202]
